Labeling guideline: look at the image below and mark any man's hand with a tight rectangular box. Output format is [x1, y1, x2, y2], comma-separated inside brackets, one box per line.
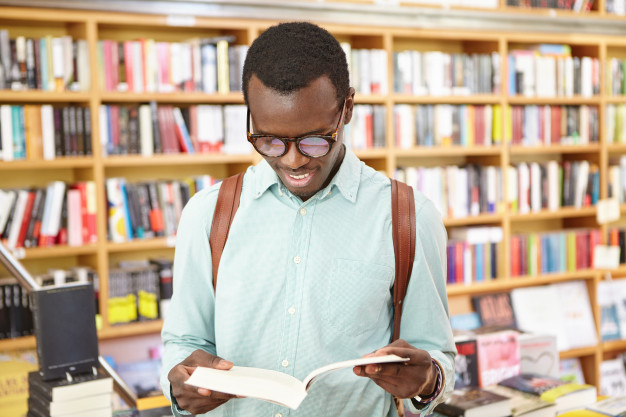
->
[353, 339, 437, 399]
[168, 349, 237, 415]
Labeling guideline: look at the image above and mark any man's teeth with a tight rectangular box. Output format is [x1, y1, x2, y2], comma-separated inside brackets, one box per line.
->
[289, 173, 310, 180]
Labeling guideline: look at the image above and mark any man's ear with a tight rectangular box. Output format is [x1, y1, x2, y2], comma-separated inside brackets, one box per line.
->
[343, 87, 356, 125]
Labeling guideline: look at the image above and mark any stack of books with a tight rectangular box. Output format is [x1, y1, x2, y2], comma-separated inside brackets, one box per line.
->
[27, 370, 113, 417]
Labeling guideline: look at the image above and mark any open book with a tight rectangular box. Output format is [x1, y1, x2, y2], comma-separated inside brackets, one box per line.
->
[184, 354, 408, 410]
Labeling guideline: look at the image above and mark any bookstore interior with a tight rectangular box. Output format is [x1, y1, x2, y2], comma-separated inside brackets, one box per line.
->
[4, 0, 626, 415]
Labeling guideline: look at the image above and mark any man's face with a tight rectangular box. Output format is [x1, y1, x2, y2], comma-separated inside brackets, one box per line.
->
[247, 75, 354, 201]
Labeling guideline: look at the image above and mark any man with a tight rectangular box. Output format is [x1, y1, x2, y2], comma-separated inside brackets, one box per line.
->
[161, 21, 455, 417]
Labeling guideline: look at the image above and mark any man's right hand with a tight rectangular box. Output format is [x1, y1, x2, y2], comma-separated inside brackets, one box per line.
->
[168, 349, 237, 415]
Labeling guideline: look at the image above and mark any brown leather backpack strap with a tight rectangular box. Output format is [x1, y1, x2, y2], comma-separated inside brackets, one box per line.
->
[209, 172, 244, 291]
[391, 179, 416, 342]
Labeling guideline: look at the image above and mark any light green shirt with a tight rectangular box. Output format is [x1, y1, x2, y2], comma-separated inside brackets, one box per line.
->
[161, 148, 456, 417]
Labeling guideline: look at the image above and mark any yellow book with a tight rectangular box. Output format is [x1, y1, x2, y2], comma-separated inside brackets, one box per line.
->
[492, 104, 502, 145]
[216, 39, 230, 94]
[136, 394, 171, 410]
[567, 232, 576, 272]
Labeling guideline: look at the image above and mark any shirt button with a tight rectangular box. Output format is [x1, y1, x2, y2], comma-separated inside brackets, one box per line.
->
[299, 207, 307, 216]
[288, 306, 296, 315]
[294, 256, 301, 264]
[278, 189, 283, 196]
[275, 414, 283, 417]
[282, 359, 289, 367]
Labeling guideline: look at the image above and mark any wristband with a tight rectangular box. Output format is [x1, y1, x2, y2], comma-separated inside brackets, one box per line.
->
[411, 359, 443, 407]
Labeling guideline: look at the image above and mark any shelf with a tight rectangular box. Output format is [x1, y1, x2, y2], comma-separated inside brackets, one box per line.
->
[352, 148, 389, 159]
[559, 346, 598, 359]
[396, 146, 502, 158]
[605, 96, 626, 104]
[107, 237, 176, 252]
[443, 213, 504, 227]
[103, 153, 257, 167]
[509, 144, 600, 155]
[446, 269, 598, 296]
[99, 92, 244, 104]
[0, 157, 95, 170]
[607, 144, 626, 153]
[0, 91, 91, 102]
[507, 96, 601, 105]
[0, 335, 36, 351]
[391, 94, 500, 105]
[99, 320, 163, 339]
[509, 206, 596, 221]
[354, 94, 387, 104]
[602, 339, 626, 353]
[9, 244, 99, 260]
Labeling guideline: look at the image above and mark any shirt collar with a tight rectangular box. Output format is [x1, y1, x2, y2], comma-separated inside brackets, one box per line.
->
[252, 147, 362, 203]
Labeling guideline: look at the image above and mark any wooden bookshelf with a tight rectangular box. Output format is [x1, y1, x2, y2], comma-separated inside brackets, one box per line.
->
[0, 2, 625, 388]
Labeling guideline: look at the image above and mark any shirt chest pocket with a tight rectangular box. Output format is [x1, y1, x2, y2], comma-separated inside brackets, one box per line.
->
[323, 259, 394, 337]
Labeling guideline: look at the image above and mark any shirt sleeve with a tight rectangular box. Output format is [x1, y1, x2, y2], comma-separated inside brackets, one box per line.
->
[159, 186, 221, 410]
[400, 196, 457, 416]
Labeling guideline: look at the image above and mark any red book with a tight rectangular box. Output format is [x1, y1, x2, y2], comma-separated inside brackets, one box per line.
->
[365, 111, 373, 149]
[110, 40, 119, 90]
[511, 235, 520, 277]
[73, 182, 89, 244]
[15, 191, 35, 248]
[103, 40, 113, 91]
[124, 41, 134, 93]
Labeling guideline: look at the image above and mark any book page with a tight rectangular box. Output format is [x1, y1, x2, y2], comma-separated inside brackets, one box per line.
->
[185, 366, 307, 410]
[302, 354, 408, 390]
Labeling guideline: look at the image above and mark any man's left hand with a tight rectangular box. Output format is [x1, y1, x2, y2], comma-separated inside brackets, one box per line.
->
[353, 339, 437, 399]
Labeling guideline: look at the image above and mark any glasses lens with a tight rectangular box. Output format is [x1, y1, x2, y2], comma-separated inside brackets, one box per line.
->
[255, 136, 286, 157]
[299, 136, 330, 157]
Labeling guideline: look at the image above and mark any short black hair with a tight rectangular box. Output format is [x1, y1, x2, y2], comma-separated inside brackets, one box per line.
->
[242, 21, 349, 107]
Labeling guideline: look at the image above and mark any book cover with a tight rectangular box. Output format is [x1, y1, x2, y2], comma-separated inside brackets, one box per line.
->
[472, 292, 517, 329]
[476, 330, 520, 387]
[434, 386, 511, 417]
[454, 337, 479, 389]
[485, 384, 557, 417]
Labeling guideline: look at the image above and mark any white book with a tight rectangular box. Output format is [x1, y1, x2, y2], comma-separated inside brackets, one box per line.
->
[191, 40, 201, 91]
[67, 189, 83, 246]
[62, 36, 73, 89]
[573, 160, 589, 208]
[581, 57, 593, 98]
[41, 105, 55, 160]
[43, 181, 67, 241]
[0, 105, 13, 161]
[6, 189, 28, 249]
[518, 162, 530, 214]
[185, 354, 407, 410]
[358, 49, 371, 95]
[0, 190, 16, 236]
[51, 37, 65, 81]
[547, 161, 560, 210]
[144, 38, 157, 93]
[132, 41, 144, 93]
[530, 162, 541, 212]
[138, 104, 154, 157]
[579, 105, 589, 144]
[180, 42, 193, 86]
[340, 42, 351, 81]
[554, 280, 597, 349]
[77, 39, 90, 92]
[99, 105, 109, 157]
[223, 105, 250, 154]
[201, 43, 218, 94]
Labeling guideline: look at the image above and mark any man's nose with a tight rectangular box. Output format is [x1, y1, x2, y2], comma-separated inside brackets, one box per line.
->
[281, 142, 309, 169]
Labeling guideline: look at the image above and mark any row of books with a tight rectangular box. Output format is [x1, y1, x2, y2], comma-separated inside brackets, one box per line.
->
[447, 227, 503, 284]
[395, 165, 504, 219]
[510, 228, 601, 277]
[509, 105, 599, 146]
[106, 176, 217, 242]
[341, 45, 388, 95]
[605, 104, 626, 144]
[508, 46, 600, 97]
[108, 259, 173, 325]
[394, 104, 497, 148]
[97, 37, 247, 94]
[0, 31, 89, 92]
[506, 0, 594, 11]
[0, 105, 92, 161]
[343, 105, 386, 150]
[0, 181, 97, 250]
[392, 51, 500, 96]
[99, 103, 250, 156]
[606, 58, 626, 96]
[0, 266, 98, 340]
[510, 160, 599, 214]
[608, 157, 626, 202]
[606, 0, 626, 14]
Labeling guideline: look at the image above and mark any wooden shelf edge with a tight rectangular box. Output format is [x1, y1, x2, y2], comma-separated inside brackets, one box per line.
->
[0, 335, 36, 351]
[0, 91, 91, 102]
[98, 91, 244, 103]
[444, 213, 503, 226]
[391, 94, 500, 104]
[107, 237, 176, 252]
[447, 270, 598, 295]
[103, 153, 256, 167]
[0, 157, 95, 170]
[396, 146, 502, 157]
[602, 339, 626, 353]
[18, 244, 99, 260]
[559, 346, 598, 359]
[507, 96, 600, 105]
[99, 320, 163, 339]
[509, 144, 600, 154]
[509, 206, 596, 221]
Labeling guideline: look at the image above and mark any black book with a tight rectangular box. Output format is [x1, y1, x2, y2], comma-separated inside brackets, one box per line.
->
[33, 37, 41, 90]
[75, 107, 85, 156]
[150, 101, 162, 154]
[25, 38, 36, 89]
[53, 107, 64, 156]
[69, 106, 79, 155]
[83, 107, 92, 155]
[1, 196, 16, 240]
[62, 107, 72, 156]
[24, 188, 43, 248]
[31, 283, 99, 380]
[128, 106, 139, 154]
[9, 283, 22, 338]
[435, 387, 511, 417]
[119, 106, 129, 154]
[136, 184, 154, 239]
[20, 277, 33, 336]
[0, 280, 11, 339]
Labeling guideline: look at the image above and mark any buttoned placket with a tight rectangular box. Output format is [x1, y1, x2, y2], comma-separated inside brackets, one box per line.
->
[275, 195, 316, 416]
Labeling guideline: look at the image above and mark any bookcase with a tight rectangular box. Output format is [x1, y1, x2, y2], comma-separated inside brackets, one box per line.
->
[0, 1, 625, 389]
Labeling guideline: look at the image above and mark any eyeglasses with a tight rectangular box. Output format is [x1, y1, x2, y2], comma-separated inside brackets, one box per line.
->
[247, 100, 346, 158]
